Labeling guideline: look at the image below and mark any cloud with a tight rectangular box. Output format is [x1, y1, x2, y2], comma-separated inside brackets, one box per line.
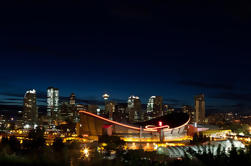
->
[0, 104, 22, 111]
[75, 98, 104, 105]
[0, 80, 12, 89]
[211, 92, 251, 102]
[222, 103, 251, 113]
[207, 108, 220, 112]
[36, 91, 47, 99]
[167, 103, 179, 107]
[163, 98, 181, 103]
[0, 91, 107, 106]
[0, 90, 46, 99]
[209, 93, 251, 113]
[178, 80, 235, 90]
[0, 92, 24, 98]
[0, 101, 22, 105]
[110, 98, 127, 103]
[4, 98, 22, 101]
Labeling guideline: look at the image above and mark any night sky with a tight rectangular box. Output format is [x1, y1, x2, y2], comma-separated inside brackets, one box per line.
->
[1, 0, 251, 114]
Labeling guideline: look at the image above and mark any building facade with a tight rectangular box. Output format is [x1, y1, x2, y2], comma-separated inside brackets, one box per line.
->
[146, 96, 163, 120]
[23, 89, 38, 127]
[128, 95, 142, 123]
[194, 94, 205, 124]
[69, 93, 76, 105]
[114, 103, 128, 122]
[88, 105, 99, 114]
[47, 87, 59, 120]
[105, 101, 116, 120]
[182, 105, 195, 122]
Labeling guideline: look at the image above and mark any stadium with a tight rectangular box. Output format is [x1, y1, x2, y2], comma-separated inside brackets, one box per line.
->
[78, 110, 190, 142]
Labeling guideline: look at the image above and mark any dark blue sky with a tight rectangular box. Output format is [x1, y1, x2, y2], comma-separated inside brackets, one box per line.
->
[1, 0, 251, 113]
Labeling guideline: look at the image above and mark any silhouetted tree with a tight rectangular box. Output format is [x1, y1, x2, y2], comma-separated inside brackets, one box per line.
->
[28, 127, 45, 149]
[190, 132, 210, 145]
[8, 135, 20, 152]
[98, 135, 125, 155]
[53, 137, 64, 152]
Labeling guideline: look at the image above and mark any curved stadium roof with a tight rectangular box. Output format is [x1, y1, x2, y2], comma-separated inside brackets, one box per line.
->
[137, 112, 190, 128]
[79, 110, 189, 132]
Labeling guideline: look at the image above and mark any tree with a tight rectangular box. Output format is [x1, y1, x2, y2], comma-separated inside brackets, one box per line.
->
[190, 132, 210, 145]
[28, 127, 45, 149]
[0, 136, 20, 155]
[53, 137, 64, 152]
[98, 135, 125, 154]
[8, 135, 21, 152]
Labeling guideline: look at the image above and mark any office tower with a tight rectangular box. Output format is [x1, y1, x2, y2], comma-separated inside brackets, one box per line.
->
[163, 105, 174, 115]
[59, 102, 74, 119]
[69, 93, 76, 105]
[127, 95, 142, 123]
[105, 101, 116, 120]
[60, 102, 70, 118]
[194, 94, 205, 124]
[23, 89, 38, 127]
[77, 104, 87, 111]
[75, 104, 87, 121]
[225, 112, 234, 122]
[182, 105, 195, 122]
[114, 103, 127, 122]
[47, 87, 59, 119]
[88, 105, 98, 114]
[146, 96, 163, 119]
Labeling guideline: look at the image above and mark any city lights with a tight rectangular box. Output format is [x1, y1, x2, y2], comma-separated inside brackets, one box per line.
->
[1, 1, 251, 165]
[80, 147, 90, 158]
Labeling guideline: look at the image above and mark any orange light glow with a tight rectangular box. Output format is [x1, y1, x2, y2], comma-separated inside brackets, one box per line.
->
[79, 110, 190, 132]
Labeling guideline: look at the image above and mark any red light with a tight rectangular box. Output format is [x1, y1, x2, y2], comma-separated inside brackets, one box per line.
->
[78, 110, 189, 132]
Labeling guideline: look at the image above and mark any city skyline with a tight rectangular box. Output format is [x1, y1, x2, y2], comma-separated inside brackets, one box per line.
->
[1, 1, 251, 113]
[1, 1, 251, 165]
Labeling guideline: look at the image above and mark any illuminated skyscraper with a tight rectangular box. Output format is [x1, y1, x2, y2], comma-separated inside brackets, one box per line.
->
[105, 101, 116, 120]
[182, 105, 195, 122]
[23, 89, 38, 127]
[47, 87, 59, 119]
[127, 95, 142, 122]
[146, 96, 163, 119]
[69, 93, 76, 105]
[194, 94, 205, 124]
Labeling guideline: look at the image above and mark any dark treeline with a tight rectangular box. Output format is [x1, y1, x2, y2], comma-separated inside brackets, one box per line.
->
[0, 128, 80, 166]
[0, 130, 251, 166]
[83, 145, 251, 166]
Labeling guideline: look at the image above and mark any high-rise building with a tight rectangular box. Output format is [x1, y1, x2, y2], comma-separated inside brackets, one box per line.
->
[88, 105, 98, 114]
[182, 105, 195, 122]
[127, 95, 142, 123]
[69, 93, 76, 105]
[23, 89, 38, 127]
[105, 101, 116, 120]
[146, 96, 163, 119]
[194, 94, 205, 124]
[114, 103, 128, 122]
[77, 104, 87, 111]
[60, 102, 71, 118]
[163, 104, 174, 115]
[47, 87, 59, 119]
